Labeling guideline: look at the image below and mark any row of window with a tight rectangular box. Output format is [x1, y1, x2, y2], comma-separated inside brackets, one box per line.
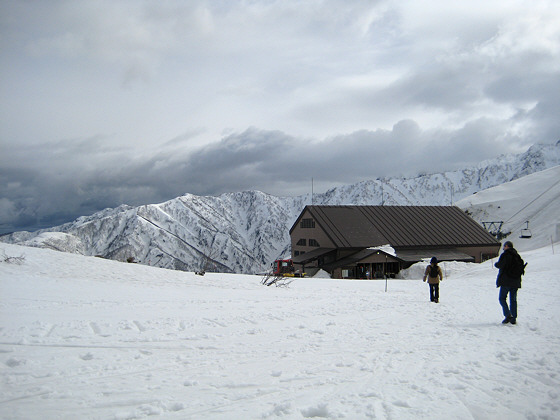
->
[296, 218, 317, 257]
[296, 238, 320, 247]
[300, 218, 315, 228]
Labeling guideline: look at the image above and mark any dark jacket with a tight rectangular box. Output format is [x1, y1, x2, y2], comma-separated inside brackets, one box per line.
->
[494, 247, 522, 289]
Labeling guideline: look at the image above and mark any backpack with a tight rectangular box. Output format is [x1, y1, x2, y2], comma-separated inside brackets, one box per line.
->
[507, 252, 527, 278]
[429, 264, 439, 278]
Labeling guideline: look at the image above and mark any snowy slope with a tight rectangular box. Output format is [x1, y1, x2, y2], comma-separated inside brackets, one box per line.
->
[1, 240, 559, 419]
[2, 142, 559, 274]
[456, 165, 560, 252]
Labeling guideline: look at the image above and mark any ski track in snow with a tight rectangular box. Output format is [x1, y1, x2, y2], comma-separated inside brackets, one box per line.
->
[1, 243, 560, 419]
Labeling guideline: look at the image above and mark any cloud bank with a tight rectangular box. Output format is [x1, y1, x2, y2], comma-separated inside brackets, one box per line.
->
[1, 0, 559, 233]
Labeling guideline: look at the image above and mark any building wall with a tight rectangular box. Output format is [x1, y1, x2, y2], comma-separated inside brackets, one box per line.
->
[290, 210, 335, 259]
[456, 245, 500, 263]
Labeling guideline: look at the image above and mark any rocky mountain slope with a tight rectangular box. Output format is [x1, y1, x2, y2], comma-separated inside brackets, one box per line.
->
[2, 142, 559, 274]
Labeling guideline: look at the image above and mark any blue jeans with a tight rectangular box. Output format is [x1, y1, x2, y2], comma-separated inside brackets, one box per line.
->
[499, 286, 518, 319]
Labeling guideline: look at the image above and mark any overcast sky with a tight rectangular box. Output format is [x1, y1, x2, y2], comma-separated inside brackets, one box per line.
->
[1, 0, 559, 233]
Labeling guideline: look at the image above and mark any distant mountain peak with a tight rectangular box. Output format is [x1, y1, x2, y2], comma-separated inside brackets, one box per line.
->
[2, 142, 559, 274]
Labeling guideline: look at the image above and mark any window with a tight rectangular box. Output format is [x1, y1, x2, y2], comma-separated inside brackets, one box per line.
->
[301, 218, 315, 228]
[309, 239, 320, 247]
[297, 238, 307, 246]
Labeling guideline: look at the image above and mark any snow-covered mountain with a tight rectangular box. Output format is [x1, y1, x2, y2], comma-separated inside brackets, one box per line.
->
[2, 142, 559, 274]
[456, 165, 560, 253]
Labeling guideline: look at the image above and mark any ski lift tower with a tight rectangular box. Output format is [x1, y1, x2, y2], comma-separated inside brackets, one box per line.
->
[482, 221, 510, 241]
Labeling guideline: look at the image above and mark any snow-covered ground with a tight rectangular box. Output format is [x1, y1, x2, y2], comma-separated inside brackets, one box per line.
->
[456, 165, 560, 253]
[1, 241, 559, 419]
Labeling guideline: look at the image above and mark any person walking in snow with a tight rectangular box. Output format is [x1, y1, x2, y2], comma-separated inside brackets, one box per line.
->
[495, 241, 523, 325]
[423, 257, 443, 303]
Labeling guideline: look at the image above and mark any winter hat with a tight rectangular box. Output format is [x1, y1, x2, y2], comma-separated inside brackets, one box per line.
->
[503, 241, 514, 248]
[430, 257, 438, 264]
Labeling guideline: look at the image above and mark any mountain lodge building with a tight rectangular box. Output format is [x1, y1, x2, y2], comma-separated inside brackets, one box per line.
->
[290, 205, 501, 279]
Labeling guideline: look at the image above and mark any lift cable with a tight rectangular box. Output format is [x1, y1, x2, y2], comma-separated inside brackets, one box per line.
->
[503, 178, 560, 225]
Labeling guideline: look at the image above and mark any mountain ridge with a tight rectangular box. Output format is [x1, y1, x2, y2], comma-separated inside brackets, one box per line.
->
[2, 141, 559, 274]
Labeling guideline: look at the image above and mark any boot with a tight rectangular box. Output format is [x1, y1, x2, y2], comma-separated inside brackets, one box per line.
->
[502, 316, 513, 324]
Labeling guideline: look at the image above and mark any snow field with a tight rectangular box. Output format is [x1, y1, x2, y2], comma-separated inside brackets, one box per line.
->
[1, 243, 559, 419]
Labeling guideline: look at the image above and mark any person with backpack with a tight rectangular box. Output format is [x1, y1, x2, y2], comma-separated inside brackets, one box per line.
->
[423, 257, 443, 303]
[495, 241, 526, 325]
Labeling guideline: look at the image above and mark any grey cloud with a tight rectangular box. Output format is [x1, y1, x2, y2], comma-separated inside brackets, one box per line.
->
[1, 1, 559, 234]
[0, 116, 550, 234]
[526, 96, 560, 144]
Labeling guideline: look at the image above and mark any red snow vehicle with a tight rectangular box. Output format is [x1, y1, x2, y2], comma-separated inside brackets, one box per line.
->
[272, 259, 305, 277]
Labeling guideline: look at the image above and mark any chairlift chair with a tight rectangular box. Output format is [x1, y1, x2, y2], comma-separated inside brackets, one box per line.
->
[519, 221, 532, 239]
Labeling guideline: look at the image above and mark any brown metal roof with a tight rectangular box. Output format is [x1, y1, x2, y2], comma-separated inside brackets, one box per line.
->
[295, 205, 498, 248]
[292, 248, 335, 264]
[395, 248, 475, 262]
[321, 248, 390, 271]
[321, 247, 474, 271]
